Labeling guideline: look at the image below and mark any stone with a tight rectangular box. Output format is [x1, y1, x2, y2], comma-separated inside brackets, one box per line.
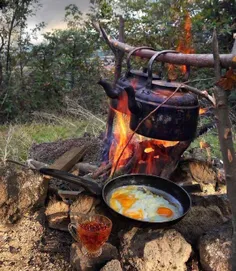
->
[70, 242, 119, 271]
[173, 205, 228, 244]
[120, 227, 192, 271]
[0, 211, 45, 271]
[45, 198, 70, 231]
[70, 193, 97, 216]
[171, 159, 218, 193]
[0, 210, 72, 271]
[191, 194, 231, 218]
[0, 164, 48, 224]
[100, 260, 123, 271]
[199, 221, 232, 271]
[46, 198, 69, 215]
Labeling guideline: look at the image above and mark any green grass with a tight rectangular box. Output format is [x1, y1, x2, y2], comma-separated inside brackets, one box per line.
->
[0, 115, 105, 162]
[1, 113, 235, 163]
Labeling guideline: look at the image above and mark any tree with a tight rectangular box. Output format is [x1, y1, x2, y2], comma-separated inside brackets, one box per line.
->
[0, 0, 39, 81]
[0, 0, 44, 121]
[88, 0, 236, 52]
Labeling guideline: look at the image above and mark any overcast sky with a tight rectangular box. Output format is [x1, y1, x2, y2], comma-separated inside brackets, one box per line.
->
[28, 0, 90, 42]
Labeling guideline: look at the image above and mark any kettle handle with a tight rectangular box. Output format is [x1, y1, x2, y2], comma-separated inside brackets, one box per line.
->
[126, 46, 155, 76]
[146, 50, 190, 88]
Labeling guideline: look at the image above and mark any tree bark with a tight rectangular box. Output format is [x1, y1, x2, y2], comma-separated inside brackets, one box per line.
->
[114, 16, 125, 84]
[102, 16, 125, 162]
[70, 38, 76, 90]
[212, 30, 236, 269]
[107, 36, 236, 68]
[0, 61, 2, 89]
[6, 0, 19, 80]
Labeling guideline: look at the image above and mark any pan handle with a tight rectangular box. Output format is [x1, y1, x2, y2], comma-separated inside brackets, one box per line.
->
[180, 183, 202, 193]
[39, 168, 102, 196]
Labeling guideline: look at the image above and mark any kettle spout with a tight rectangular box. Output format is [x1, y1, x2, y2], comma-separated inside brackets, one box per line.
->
[98, 79, 119, 99]
[124, 85, 142, 115]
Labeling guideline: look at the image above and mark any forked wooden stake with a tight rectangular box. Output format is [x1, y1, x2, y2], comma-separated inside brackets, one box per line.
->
[212, 31, 236, 269]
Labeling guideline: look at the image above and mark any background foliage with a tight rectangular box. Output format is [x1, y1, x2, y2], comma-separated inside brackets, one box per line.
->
[0, 0, 235, 124]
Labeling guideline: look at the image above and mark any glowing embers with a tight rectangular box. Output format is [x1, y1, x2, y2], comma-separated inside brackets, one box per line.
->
[133, 139, 179, 176]
[144, 147, 154, 153]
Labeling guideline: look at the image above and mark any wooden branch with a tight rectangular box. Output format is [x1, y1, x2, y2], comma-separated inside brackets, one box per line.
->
[93, 24, 236, 68]
[26, 159, 49, 170]
[98, 18, 125, 163]
[114, 16, 125, 84]
[92, 21, 116, 54]
[212, 30, 236, 269]
[74, 162, 98, 174]
[182, 84, 215, 105]
[107, 37, 236, 68]
[91, 162, 112, 179]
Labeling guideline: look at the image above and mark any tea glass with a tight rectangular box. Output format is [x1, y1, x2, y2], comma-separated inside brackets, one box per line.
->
[68, 214, 112, 258]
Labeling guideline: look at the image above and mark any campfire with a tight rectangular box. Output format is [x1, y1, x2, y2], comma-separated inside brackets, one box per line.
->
[100, 64, 199, 178]
[107, 92, 186, 177]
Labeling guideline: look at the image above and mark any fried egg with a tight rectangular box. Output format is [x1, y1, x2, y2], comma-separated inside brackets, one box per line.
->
[109, 185, 182, 222]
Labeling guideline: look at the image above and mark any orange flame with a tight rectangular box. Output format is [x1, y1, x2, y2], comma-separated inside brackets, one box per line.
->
[177, 13, 194, 54]
[199, 108, 208, 115]
[152, 139, 179, 148]
[177, 13, 195, 73]
[109, 109, 132, 175]
[109, 92, 132, 175]
[168, 12, 194, 79]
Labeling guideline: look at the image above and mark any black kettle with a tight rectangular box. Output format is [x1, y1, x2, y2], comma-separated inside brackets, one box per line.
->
[123, 50, 199, 141]
[98, 46, 160, 113]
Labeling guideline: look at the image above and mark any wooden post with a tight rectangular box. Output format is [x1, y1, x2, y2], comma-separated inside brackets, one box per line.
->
[101, 17, 125, 162]
[212, 31, 236, 269]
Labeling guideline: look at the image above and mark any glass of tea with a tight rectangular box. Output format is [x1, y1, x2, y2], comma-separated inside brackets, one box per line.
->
[68, 214, 112, 258]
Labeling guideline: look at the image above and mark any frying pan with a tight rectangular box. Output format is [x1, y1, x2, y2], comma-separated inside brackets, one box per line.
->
[39, 168, 192, 227]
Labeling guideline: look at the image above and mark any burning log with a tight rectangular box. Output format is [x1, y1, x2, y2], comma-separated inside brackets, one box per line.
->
[91, 162, 112, 179]
[159, 140, 192, 179]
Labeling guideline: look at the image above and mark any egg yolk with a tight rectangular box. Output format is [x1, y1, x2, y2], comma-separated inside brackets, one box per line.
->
[157, 207, 173, 217]
[111, 191, 137, 209]
[124, 209, 144, 220]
